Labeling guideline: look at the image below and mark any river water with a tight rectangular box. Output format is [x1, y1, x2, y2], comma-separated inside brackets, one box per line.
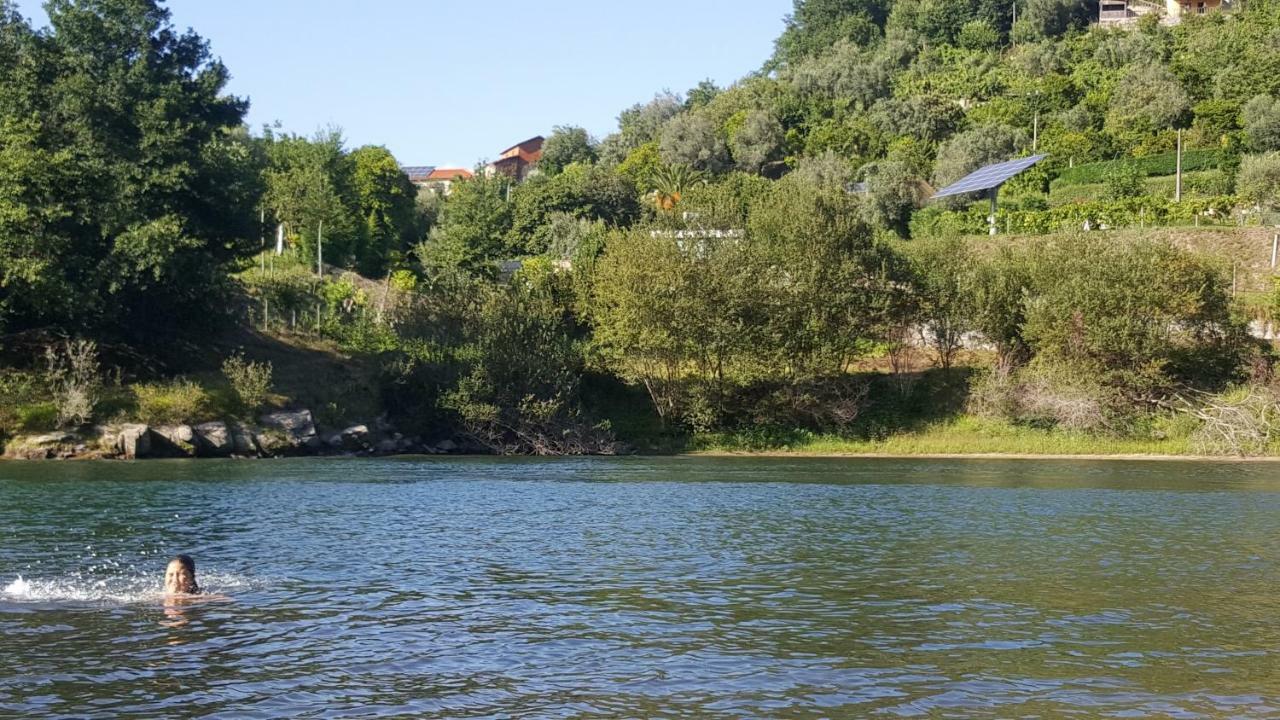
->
[1, 457, 1277, 718]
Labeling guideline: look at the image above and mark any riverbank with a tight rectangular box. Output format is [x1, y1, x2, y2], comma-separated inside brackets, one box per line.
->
[687, 415, 1276, 461]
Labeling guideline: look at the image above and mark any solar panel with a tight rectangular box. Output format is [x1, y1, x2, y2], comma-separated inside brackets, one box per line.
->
[931, 154, 1047, 199]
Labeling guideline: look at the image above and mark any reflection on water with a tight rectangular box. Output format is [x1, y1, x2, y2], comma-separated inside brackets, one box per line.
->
[1, 457, 1278, 718]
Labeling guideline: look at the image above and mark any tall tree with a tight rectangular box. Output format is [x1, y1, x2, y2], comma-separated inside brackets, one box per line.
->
[0, 0, 261, 339]
[350, 145, 417, 276]
[539, 125, 598, 176]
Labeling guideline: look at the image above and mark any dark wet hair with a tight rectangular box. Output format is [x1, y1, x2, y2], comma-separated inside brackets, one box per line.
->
[171, 554, 196, 574]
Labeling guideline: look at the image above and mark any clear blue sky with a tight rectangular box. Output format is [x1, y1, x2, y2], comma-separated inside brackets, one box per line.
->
[15, 0, 792, 168]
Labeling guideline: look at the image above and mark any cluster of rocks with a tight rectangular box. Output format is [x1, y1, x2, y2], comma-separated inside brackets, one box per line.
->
[3, 410, 477, 461]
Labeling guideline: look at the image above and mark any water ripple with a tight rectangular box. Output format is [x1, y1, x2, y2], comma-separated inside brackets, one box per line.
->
[1, 456, 1278, 718]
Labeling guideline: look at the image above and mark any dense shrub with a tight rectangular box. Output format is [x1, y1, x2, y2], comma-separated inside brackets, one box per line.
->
[221, 354, 274, 416]
[44, 340, 101, 428]
[1053, 150, 1223, 187]
[132, 380, 212, 426]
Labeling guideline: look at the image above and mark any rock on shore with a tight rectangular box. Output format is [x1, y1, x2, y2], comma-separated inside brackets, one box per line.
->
[1, 409, 478, 461]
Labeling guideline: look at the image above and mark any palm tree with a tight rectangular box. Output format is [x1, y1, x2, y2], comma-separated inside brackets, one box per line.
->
[647, 164, 707, 211]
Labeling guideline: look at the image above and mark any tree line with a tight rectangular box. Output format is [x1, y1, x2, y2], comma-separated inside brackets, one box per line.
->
[5, 0, 1280, 454]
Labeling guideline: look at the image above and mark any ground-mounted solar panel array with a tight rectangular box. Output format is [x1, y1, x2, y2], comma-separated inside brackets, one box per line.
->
[932, 154, 1048, 199]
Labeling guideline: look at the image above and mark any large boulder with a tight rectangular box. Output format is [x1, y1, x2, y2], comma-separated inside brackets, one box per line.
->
[260, 410, 317, 447]
[229, 423, 259, 457]
[340, 424, 370, 451]
[193, 422, 233, 457]
[151, 425, 196, 458]
[116, 424, 152, 460]
[253, 429, 293, 457]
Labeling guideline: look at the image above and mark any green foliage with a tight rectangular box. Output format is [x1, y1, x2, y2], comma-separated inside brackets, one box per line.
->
[416, 173, 513, 273]
[132, 379, 212, 426]
[350, 145, 419, 276]
[598, 92, 683, 165]
[590, 174, 910, 429]
[957, 19, 1000, 51]
[660, 113, 730, 173]
[261, 128, 361, 268]
[1236, 152, 1280, 209]
[1243, 95, 1280, 152]
[0, 0, 261, 339]
[539, 125, 598, 175]
[731, 110, 785, 174]
[1103, 162, 1145, 200]
[772, 0, 888, 68]
[1019, 236, 1246, 394]
[906, 237, 976, 368]
[507, 165, 640, 254]
[44, 339, 101, 428]
[1053, 150, 1222, 186]
[857, 160, 924, 236]
[442, 284, 612, 454]
[920, 195, 1239, 236]
[1105, 63, 1191, 137]
[221, 354, 274, 416]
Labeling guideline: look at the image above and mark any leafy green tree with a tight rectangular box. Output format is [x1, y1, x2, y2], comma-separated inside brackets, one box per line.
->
[857, 160, 924, 236]
[957, 19, 1000, 51]
[1243, 94, 1280, 152]
[731, 110, 785, 174]
[261, 128, 361, 269]
[907, 237, 976, 369]
[660, 113, 731, 173]
[598, 92, 683, 165]
[685, 79, 720, 110]
[782, 40, 892, 112]
[616, 141, 664, 192]
[1105, 63, 1191, 136]
[1021, 236, 1245, 394]
[772, 0, 889, 67]
[443, 283, 611, 455]
[1103, 163, 1145, 200]
[416, 173, 512, 274]
[790, 151, 856, 190]
[350, 145, 418, 276]
[1012, 0, 1093, 41]
[1237, 153, 1280, 210]
[0, 0, 261, 338]
[872, 94, 966, 144]
[539, 125, 598, 175]
[507, 164, 640, 254]
[745, 174, 912, 377]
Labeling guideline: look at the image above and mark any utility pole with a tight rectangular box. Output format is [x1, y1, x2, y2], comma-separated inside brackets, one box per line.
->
[317, 220, 324, 278]
[259, 208, 266, 273]
[1175, 128, 1183, 203]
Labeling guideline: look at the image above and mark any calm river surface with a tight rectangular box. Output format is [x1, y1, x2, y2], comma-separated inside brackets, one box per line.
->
[1, 457, 1278, 718]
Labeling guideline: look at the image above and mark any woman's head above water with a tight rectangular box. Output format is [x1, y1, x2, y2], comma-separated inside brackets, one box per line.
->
[164, 555, 200, 595]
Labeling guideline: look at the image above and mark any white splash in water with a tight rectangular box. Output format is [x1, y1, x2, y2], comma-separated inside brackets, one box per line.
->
[2, 571, 256, 604]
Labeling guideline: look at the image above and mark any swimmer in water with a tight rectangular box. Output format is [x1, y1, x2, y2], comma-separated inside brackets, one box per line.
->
[163, 554, 200, 596]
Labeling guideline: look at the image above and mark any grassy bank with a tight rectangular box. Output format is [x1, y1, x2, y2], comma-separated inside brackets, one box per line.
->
[690, 416, 1200, 457]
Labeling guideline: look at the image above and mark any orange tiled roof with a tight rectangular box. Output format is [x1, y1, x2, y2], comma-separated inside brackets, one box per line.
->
[427, 168, 473, 181]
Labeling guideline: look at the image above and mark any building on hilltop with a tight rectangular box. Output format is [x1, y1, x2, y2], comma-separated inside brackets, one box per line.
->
[1098, 0, 1234, 26]
[485, 136, 544, 183]
[402, 166, 474, 196]
[402, 166, 437, 185]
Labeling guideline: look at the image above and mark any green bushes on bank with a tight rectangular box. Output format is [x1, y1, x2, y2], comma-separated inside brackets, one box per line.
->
[913, 196, 1241, 238]
[1052, 150, 1224, 187]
